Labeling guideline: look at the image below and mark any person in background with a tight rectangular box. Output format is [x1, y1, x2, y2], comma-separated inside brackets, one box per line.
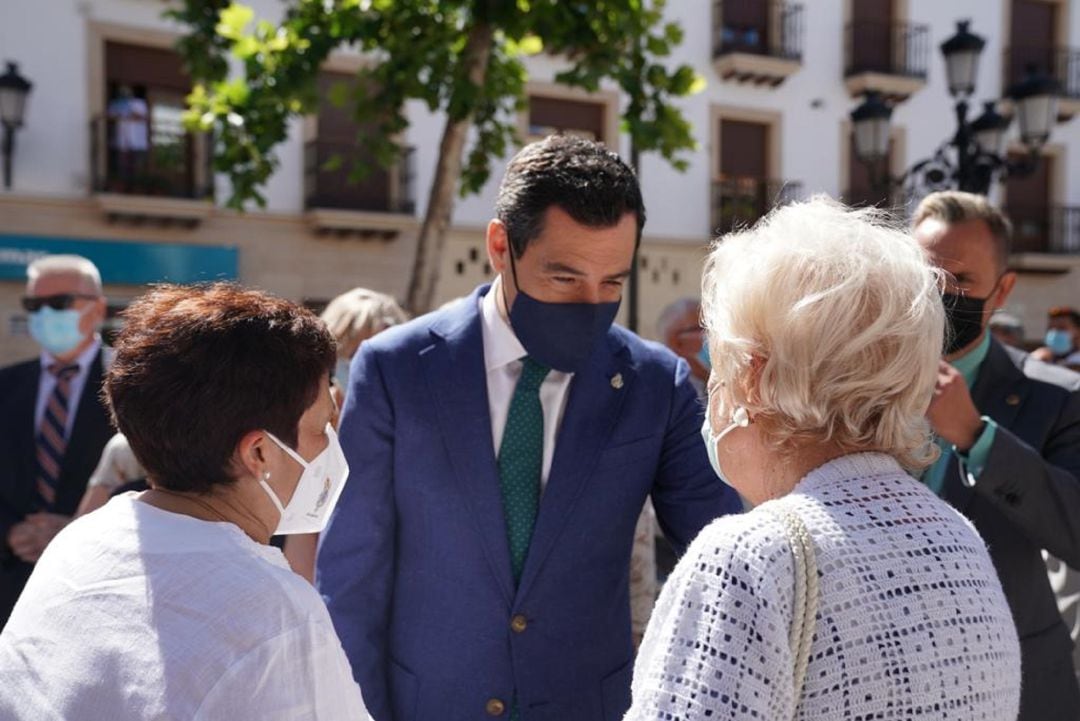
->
[988, 309, 1025, 350]
[1034, 306, 1080, 371]
[651, 297, 713, 582]
[106, 85, 149, 192]
[912, 190, 1080, 720]
[627, 197, 1020, 720]
[318, 135, 742, 721]
[656, 297, 708, 400]
[0, 283, 368, 720]
[283, 287, 408, 583]
[0, 255, 113, 629]
[74, 433, 146, 517]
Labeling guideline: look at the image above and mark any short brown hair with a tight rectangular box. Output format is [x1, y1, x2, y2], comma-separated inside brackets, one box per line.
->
[912, 190, 1013, 270]
[105, 283, 336, 493]
[1050, 306, 1080, 327]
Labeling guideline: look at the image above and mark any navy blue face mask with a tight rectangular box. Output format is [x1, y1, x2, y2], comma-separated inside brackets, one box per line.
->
[505, 250, 621, 374]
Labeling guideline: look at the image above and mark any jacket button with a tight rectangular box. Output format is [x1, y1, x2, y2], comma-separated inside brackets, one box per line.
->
[510, 614, 528, 633]
[486, 698, 506, 716]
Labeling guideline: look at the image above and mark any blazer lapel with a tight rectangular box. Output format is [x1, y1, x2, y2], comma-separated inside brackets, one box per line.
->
[941, 338, 1027, 513]
[515, 333, 635, 601]
[422, 289, 516, 606]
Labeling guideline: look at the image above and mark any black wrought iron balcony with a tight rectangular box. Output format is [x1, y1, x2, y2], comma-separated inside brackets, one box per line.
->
[713, 0, 804, 61]
[1005, 46, 1080, 100]
[1006, 205, 1080, 255]
[711, 177, 803, 234]
[304, 141, 415, 214]
[845, 20, 929, 79]
[89, 115, 213, 200]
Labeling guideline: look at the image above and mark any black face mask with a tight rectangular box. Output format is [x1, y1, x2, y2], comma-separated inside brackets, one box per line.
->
[941, 292, 990, 356]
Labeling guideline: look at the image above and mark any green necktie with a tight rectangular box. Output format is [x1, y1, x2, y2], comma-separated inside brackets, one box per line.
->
[498, 356, 550, 586]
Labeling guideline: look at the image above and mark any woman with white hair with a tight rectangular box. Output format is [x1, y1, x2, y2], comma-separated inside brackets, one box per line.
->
[624, 198, 1021, 720]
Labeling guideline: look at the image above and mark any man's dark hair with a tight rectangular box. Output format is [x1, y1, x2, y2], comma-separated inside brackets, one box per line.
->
[1050, 306, 1080, 328]
[105, 283, 336, 494]
[495, 134, 646, 258]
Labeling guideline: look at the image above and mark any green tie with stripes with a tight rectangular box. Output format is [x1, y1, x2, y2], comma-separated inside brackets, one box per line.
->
[498, 356, 550, 586]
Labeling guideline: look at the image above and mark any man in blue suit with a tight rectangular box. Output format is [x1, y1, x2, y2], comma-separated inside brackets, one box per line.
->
[318, 135, 741, 721]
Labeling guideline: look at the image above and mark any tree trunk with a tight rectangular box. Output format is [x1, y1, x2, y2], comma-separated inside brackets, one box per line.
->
[405, 22, 495, 313]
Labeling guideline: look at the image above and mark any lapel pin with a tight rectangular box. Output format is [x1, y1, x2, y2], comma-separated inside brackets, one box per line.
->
[610, 373, 624, 390]
[1005, 394, 1021, 406]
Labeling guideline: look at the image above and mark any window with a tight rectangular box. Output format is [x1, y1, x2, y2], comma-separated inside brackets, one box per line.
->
[305, 72, 413, 214]
[96, 42, 211, 199]
[1008, 0, 1058, 91]
[526, 95, 607, 145]
[1006, 153, 1054, 253]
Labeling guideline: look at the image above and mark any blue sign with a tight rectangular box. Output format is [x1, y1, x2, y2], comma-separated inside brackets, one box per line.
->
[0, 234, 238, 285]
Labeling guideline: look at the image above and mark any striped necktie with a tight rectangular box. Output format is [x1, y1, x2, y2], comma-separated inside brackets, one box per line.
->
[35, 363, 80, 510]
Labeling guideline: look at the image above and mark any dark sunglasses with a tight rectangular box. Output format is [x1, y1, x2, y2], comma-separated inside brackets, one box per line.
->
[21, 294, 99, 313]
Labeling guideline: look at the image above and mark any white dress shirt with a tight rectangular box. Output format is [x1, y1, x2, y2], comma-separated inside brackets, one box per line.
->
[35, 338, 103, 440]
[0, 494, 369, 720]
[480, 278, 573, 487]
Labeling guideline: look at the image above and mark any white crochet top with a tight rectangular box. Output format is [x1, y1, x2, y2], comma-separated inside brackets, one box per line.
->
[625, 453, 1021, 721]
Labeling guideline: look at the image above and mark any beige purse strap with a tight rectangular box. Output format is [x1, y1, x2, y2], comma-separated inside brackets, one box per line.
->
[769, 509, 820, 703]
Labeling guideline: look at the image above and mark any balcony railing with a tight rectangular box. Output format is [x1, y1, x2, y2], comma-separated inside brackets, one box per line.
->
[711, 178, 803, 234]
[304, 141, 415, 214]
[845, 20, 929, 79]
[1005, 46, 1080, 99]
[1006, 205, 1080, 255]
[89, 116, 213, 199]
[713, 0, 804, 61]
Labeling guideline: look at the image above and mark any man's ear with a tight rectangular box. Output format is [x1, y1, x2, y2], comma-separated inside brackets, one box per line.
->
[994, 271, 1018, 311]
[486, 220, 511, 274]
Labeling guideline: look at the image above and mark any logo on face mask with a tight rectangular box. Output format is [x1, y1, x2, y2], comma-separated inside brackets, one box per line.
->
[261, 425, 350, 535]
[505, 248, 621, 373]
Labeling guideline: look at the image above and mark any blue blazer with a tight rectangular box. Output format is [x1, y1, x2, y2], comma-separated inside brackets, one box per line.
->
[318, 285, 740, 721]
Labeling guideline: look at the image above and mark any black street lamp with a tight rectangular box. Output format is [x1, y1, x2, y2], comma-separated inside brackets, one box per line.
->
[0, 61, 33, 190]
[850, 20, 1059, 198]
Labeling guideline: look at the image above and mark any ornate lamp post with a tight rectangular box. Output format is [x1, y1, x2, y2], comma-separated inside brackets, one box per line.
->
[850, 20, 1058, 198]
[0, 61, 33, 190]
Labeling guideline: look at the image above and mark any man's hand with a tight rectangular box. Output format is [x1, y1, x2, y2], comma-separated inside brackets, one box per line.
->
[927, 360, 985, 452]
[1031, 346, 1056, 363]
[6, 513, 71, 563]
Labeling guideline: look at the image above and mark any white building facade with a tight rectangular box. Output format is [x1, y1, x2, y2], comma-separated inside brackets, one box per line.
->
[1, 0, 1078, 364]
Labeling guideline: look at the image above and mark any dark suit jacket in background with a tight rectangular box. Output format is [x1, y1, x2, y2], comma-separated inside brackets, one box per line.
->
[942, 339, 1080, 721]
[0, 351, 114, 628]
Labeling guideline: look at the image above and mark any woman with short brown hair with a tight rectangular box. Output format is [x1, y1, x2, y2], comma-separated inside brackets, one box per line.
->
[0, 283, 368, 720]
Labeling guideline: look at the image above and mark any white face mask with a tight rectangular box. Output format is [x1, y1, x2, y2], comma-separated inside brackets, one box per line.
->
[701, 405, 750, 487]
[261, 424, 350, 535]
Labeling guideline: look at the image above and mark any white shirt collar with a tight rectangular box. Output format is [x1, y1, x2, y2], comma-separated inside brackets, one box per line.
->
[40, 336, 102, 374]
[480, 277, 528, 373]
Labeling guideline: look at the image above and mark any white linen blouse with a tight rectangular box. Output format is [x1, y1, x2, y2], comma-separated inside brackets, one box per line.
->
[625, 453, 1021, 721]
[0, 494, 369, 720]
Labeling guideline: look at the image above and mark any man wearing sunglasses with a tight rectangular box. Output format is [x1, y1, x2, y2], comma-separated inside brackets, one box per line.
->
[0, 255, 114, 629]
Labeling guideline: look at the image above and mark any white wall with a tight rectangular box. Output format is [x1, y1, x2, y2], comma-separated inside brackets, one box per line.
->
[4, 0, 1080, 236]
